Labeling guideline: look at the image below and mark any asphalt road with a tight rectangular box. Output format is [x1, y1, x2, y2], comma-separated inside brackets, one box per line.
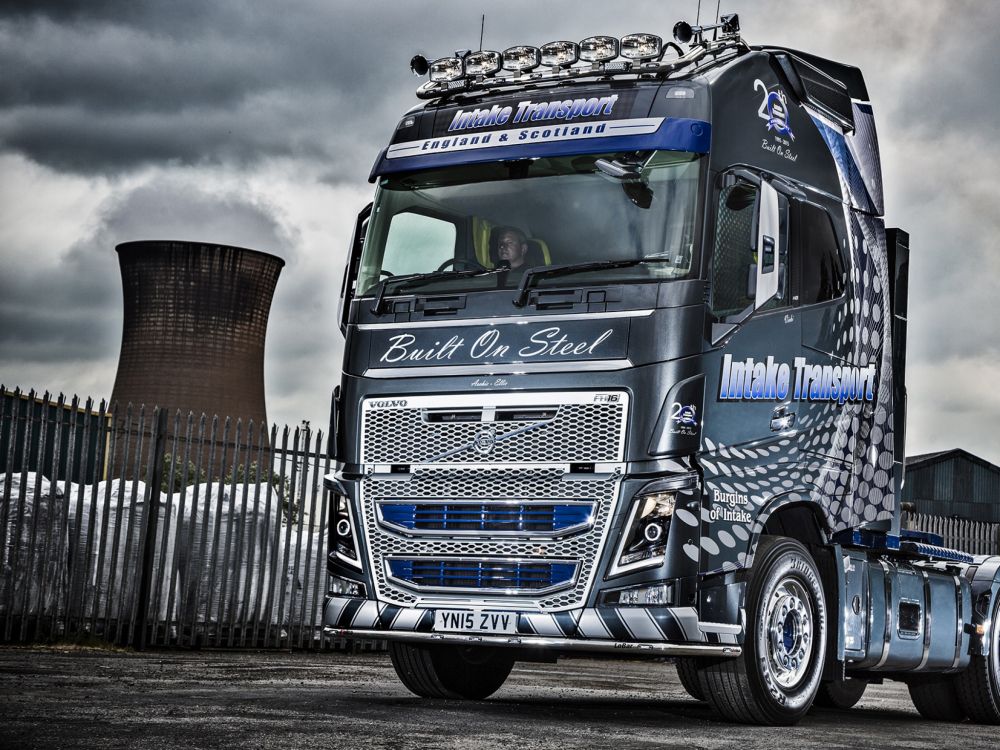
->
[0, 647, 996, 749]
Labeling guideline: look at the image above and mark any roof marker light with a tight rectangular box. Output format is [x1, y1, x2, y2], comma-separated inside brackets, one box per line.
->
[428, 57, 465, 82]
[620, 33, 662, 61]
[465, 50, 502, 76]
[579, 36, 619, 62]
[502, 46, 541, 72]
[540, 41, 580, 68]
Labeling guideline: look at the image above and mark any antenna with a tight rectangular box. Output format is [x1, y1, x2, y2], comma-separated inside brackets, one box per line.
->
[696, 0, 702, 25]
[716, 0, 722, 23]
[479, 14, 485, 50]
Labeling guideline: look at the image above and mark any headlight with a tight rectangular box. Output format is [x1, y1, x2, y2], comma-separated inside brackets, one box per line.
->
[613, 487, 677, 573]
[332, 494, 362, 569]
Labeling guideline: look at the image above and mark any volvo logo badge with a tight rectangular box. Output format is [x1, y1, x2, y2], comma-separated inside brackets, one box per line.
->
[472, 427, 497, 455]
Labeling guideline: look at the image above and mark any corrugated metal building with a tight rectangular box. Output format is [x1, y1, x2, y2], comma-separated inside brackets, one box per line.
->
[903, 449, 1000, 523]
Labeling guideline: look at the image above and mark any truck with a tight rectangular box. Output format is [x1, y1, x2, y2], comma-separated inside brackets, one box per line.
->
[323, 15, 1000, 725]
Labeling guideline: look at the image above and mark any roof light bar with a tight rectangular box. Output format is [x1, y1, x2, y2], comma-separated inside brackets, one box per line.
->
[620, 33, 662, 61]
[428, 56, 465, 82]
[540, 40, 580, 68]
[579, 36, 619, 62]
[502, 45, 541, 72]
[465, 50, 502, 76]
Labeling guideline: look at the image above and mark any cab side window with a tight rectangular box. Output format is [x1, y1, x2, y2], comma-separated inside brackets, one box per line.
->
[710, 183, 758, 321]
[796, 202, 846, 305]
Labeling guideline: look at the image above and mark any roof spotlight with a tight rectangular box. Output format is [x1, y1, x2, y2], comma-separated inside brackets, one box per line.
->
[541, 40, 580, 68]
[428, 56, 465, 82]
[620, 33, 663, 61]
[465, 50, 502, 76]
[579, 35, 619, 62]
[502, 46, 541, 72]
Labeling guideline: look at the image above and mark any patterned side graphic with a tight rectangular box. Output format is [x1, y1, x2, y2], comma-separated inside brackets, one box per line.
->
[697, 113, 894, 575]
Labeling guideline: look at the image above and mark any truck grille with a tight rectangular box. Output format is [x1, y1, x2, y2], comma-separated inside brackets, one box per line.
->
[386, 558, 579, 594]
[358, 392, 628, 612]
[361, 392, 626, 465]
[377, 501, 594, 536]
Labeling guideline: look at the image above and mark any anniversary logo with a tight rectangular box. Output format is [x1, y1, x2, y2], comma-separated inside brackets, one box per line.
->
[718, 354, 875, 404]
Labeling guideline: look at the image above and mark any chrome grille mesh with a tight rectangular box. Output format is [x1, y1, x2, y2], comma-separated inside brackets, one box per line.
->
[362, 401, 625, 464]
[362, 467, 623, 610]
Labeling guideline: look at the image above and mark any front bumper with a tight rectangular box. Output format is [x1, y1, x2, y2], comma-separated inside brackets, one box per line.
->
[323, 596, 742, 657]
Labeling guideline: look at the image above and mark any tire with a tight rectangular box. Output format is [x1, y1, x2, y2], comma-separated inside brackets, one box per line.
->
[676, 657, 706, 701]
[697, 536, 827, 725]
[813, 677, 868, 710]
[955, 594, 1000, 724]
[388, 642, 515, 700]
[907, 677, 966, 721]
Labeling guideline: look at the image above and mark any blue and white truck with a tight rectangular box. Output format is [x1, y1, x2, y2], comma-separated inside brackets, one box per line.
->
[323, 16, 1000, 725]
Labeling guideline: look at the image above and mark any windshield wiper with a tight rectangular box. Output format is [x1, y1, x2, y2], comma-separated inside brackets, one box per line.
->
[371, 268, 504, 315]
[512, 259, 673, 307]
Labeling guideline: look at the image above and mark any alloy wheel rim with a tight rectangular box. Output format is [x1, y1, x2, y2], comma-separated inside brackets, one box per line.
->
[763, 576, 814, 689]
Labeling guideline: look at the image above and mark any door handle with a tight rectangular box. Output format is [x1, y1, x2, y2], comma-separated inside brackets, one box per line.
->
[770, 406, 796, 432]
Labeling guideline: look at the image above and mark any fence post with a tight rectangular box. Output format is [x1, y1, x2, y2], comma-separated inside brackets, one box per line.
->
[134, 408, 168, 650]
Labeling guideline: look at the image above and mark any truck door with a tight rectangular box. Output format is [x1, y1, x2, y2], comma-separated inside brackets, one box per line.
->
[699, 174, 800, 573]
[702, 175, 800, 449]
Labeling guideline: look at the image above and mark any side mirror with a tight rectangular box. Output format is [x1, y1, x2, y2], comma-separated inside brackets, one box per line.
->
[754, 181, 780, 308]
[338, 202, 372, 335]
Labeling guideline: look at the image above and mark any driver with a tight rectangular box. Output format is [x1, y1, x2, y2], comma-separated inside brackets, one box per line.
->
[495, 227, 529, 270]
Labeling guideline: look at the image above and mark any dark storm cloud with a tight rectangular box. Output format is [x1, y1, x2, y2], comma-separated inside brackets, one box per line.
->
[0, 1, 705, 176]
[0, 178, 296, 363]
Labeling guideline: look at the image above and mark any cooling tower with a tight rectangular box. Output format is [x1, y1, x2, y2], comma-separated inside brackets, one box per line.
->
[110, 240, 284, 433]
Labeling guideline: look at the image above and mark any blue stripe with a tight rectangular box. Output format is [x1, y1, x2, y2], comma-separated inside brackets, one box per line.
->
[370, 117, 711, 178]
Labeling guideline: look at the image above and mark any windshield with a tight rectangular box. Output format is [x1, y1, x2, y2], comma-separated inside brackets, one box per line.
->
[357, 151, 702, 296]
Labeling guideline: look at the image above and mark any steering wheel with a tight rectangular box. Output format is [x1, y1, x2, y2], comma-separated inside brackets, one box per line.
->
[379, 269, 394, 278]
[435, 257, 487, 272]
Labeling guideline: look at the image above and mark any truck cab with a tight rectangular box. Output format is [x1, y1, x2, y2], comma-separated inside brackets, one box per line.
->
[325, 19, 1000, 726]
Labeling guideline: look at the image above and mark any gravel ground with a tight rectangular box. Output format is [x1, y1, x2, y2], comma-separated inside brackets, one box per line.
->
[0, 647, 996, 749]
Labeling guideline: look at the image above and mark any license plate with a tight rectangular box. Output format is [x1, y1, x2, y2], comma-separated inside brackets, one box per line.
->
[433, 609, 519, 635]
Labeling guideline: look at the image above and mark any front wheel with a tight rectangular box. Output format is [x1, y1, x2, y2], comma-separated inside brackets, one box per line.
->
[697, 536, 827, 725]
[388, 642, 515, 700]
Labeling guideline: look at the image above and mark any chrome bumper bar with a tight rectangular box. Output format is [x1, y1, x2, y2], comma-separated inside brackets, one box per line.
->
[325, 627, 742, 657]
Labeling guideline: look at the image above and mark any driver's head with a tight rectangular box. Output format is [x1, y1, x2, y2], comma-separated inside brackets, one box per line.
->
[496, 227, 529, 269]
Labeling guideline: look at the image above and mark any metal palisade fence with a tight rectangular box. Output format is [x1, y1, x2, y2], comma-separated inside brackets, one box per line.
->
[0, 386, 368, 650]
[903, 510, 1000, 556]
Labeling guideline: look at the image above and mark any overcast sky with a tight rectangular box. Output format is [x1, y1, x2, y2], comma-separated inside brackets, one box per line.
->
[1, 1, 998, 464]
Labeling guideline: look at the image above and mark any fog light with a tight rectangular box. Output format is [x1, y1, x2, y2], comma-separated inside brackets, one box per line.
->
[329, 576, 365, 598]
[607, 583, 673, 606]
